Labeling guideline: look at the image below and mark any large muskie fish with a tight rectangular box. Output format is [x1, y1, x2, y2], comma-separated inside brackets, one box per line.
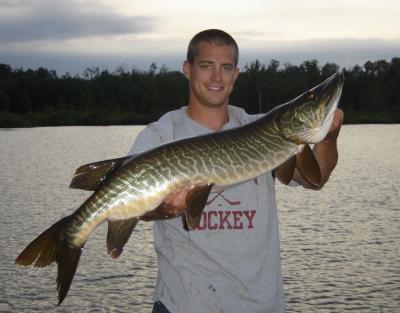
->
[16, 73, 344, 304]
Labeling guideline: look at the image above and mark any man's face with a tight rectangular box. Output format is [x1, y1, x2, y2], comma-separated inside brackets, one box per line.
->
[183, 42, 239, 108]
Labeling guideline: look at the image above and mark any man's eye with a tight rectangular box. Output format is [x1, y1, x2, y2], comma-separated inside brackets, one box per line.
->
[201, 64, 211, 69]
[223, 65, 233, 71]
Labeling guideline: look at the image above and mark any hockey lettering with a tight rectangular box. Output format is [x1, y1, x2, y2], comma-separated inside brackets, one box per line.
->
[195, 210, 256, 231]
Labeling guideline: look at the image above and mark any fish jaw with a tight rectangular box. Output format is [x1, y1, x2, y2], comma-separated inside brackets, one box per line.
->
[277, 73, 344, 144]
[304, 73, 344, 142]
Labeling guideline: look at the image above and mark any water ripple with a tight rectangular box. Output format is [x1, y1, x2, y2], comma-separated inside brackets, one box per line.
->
[1, 125, 399, 312]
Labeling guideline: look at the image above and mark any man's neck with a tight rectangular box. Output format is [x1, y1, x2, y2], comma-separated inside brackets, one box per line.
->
[187, 103, 229, 131]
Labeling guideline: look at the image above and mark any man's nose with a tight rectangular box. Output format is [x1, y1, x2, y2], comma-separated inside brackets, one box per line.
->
[211, 67, 222, 82]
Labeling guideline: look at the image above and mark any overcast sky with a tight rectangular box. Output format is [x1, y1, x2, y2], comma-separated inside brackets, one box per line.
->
[1, 0, 399, 74]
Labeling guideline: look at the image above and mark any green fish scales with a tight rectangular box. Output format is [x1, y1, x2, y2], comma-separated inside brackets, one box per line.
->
[16, 73, 344, 305]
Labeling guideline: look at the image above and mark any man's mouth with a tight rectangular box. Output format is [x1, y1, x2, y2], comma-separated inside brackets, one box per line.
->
[206, 85, 224, 92]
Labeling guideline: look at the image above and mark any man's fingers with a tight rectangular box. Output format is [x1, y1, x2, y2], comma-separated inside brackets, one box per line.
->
[322, 109, 344, 143]
[330, 109, 344, 131]
[163, 185, 196, 215]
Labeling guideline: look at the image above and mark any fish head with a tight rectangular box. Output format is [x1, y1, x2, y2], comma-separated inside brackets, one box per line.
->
[278, 73, 344, 144]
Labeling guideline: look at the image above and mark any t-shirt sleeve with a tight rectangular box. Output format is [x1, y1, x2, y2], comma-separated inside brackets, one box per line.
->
[127, 116, 174, 155]
[127, 125, 163, 155]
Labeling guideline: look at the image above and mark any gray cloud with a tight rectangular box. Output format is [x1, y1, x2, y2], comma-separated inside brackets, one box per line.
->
[0, 0, 156, 43]
[239, 38, 400, 68]
[0, 0, 27, 7]
[0, 50, 183, 75]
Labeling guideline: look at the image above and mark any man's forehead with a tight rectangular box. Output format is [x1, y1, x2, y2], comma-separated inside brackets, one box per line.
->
[194, 42, 236, 64]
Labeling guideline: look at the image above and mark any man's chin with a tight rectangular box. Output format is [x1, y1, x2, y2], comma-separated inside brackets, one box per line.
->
[201, 96, 228, 108]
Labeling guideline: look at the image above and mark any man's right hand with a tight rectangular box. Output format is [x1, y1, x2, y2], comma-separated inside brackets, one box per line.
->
[140, 185, 194, 221]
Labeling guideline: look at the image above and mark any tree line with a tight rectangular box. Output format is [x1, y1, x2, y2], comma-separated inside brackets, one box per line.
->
[0, 57, 399, 127]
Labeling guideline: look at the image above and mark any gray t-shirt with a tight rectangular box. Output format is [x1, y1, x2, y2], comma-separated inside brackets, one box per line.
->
[128, 105, 285, 313]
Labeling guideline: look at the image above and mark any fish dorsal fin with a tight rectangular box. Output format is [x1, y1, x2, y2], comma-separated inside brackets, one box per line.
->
[69, 156, 131, 191]
[106, 217, 140, 259]
[183, 184, 213, 230]
[296, 144, 321, 188]
[275, 155, 297, 185]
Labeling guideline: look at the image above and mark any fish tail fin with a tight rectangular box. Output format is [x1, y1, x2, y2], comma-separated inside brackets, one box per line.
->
[56, 243, 83, 305]
[15, 216, 84, 305]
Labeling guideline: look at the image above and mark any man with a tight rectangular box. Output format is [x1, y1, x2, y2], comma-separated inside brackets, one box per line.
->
[128, 29, 343, 313]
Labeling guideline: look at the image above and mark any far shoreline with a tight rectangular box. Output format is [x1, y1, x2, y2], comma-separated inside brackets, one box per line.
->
[0, 110, 398, 128]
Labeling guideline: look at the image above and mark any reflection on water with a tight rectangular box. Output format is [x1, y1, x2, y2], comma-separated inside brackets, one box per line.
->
[278, 125, 400, 312]
[0, 125, 399, 312]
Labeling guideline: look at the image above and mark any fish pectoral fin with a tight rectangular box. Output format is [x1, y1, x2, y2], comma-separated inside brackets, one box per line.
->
[296, 144, 322, 188]
[275, 155, 296, 185]
[140, 203, 179, 221]
[69, 156, 130, 191]
[106, 217, 139, 259]
[183, 184, 213, 231]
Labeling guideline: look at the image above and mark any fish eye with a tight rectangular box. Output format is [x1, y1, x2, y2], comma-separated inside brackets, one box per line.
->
[308, 92, 317, 102]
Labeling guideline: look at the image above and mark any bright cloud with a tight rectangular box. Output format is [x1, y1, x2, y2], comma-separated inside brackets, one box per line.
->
[0, 0, 399, 74]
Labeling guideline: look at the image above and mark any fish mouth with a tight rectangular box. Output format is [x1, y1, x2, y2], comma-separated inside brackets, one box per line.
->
[315, 72, 344, 92]
[283, 73, 344, 144]
[307, 73, 344, 142]
[312, 73, 344, 111]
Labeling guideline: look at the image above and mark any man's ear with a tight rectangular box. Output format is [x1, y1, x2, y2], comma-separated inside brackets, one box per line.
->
[233, 67, 240, 82]
[183, 61, 190, 79]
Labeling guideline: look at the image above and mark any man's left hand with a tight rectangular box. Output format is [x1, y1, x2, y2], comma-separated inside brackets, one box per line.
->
[322, 109, 344, 143]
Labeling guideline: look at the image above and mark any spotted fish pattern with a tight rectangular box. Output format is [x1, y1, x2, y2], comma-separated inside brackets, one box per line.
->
[16, 73, 344, 305]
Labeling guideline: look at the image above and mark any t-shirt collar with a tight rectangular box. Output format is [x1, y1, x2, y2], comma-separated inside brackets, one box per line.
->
[181, 106, 241, 137]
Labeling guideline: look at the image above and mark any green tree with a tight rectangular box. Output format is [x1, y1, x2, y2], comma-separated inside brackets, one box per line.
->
[321, 63, 340, 78]
[0, 89, 11, 111]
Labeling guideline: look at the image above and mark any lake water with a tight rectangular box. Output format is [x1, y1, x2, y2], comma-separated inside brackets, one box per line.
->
[0, 125, 399, 312]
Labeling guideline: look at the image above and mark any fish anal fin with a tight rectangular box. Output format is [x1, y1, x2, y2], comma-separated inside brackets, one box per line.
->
[296, 144, 321, 187]
[275, 156, 296, 185]
[184, 184, 213, 230]
[107, 217, 139, 259]
[69, 156, 130, 191]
